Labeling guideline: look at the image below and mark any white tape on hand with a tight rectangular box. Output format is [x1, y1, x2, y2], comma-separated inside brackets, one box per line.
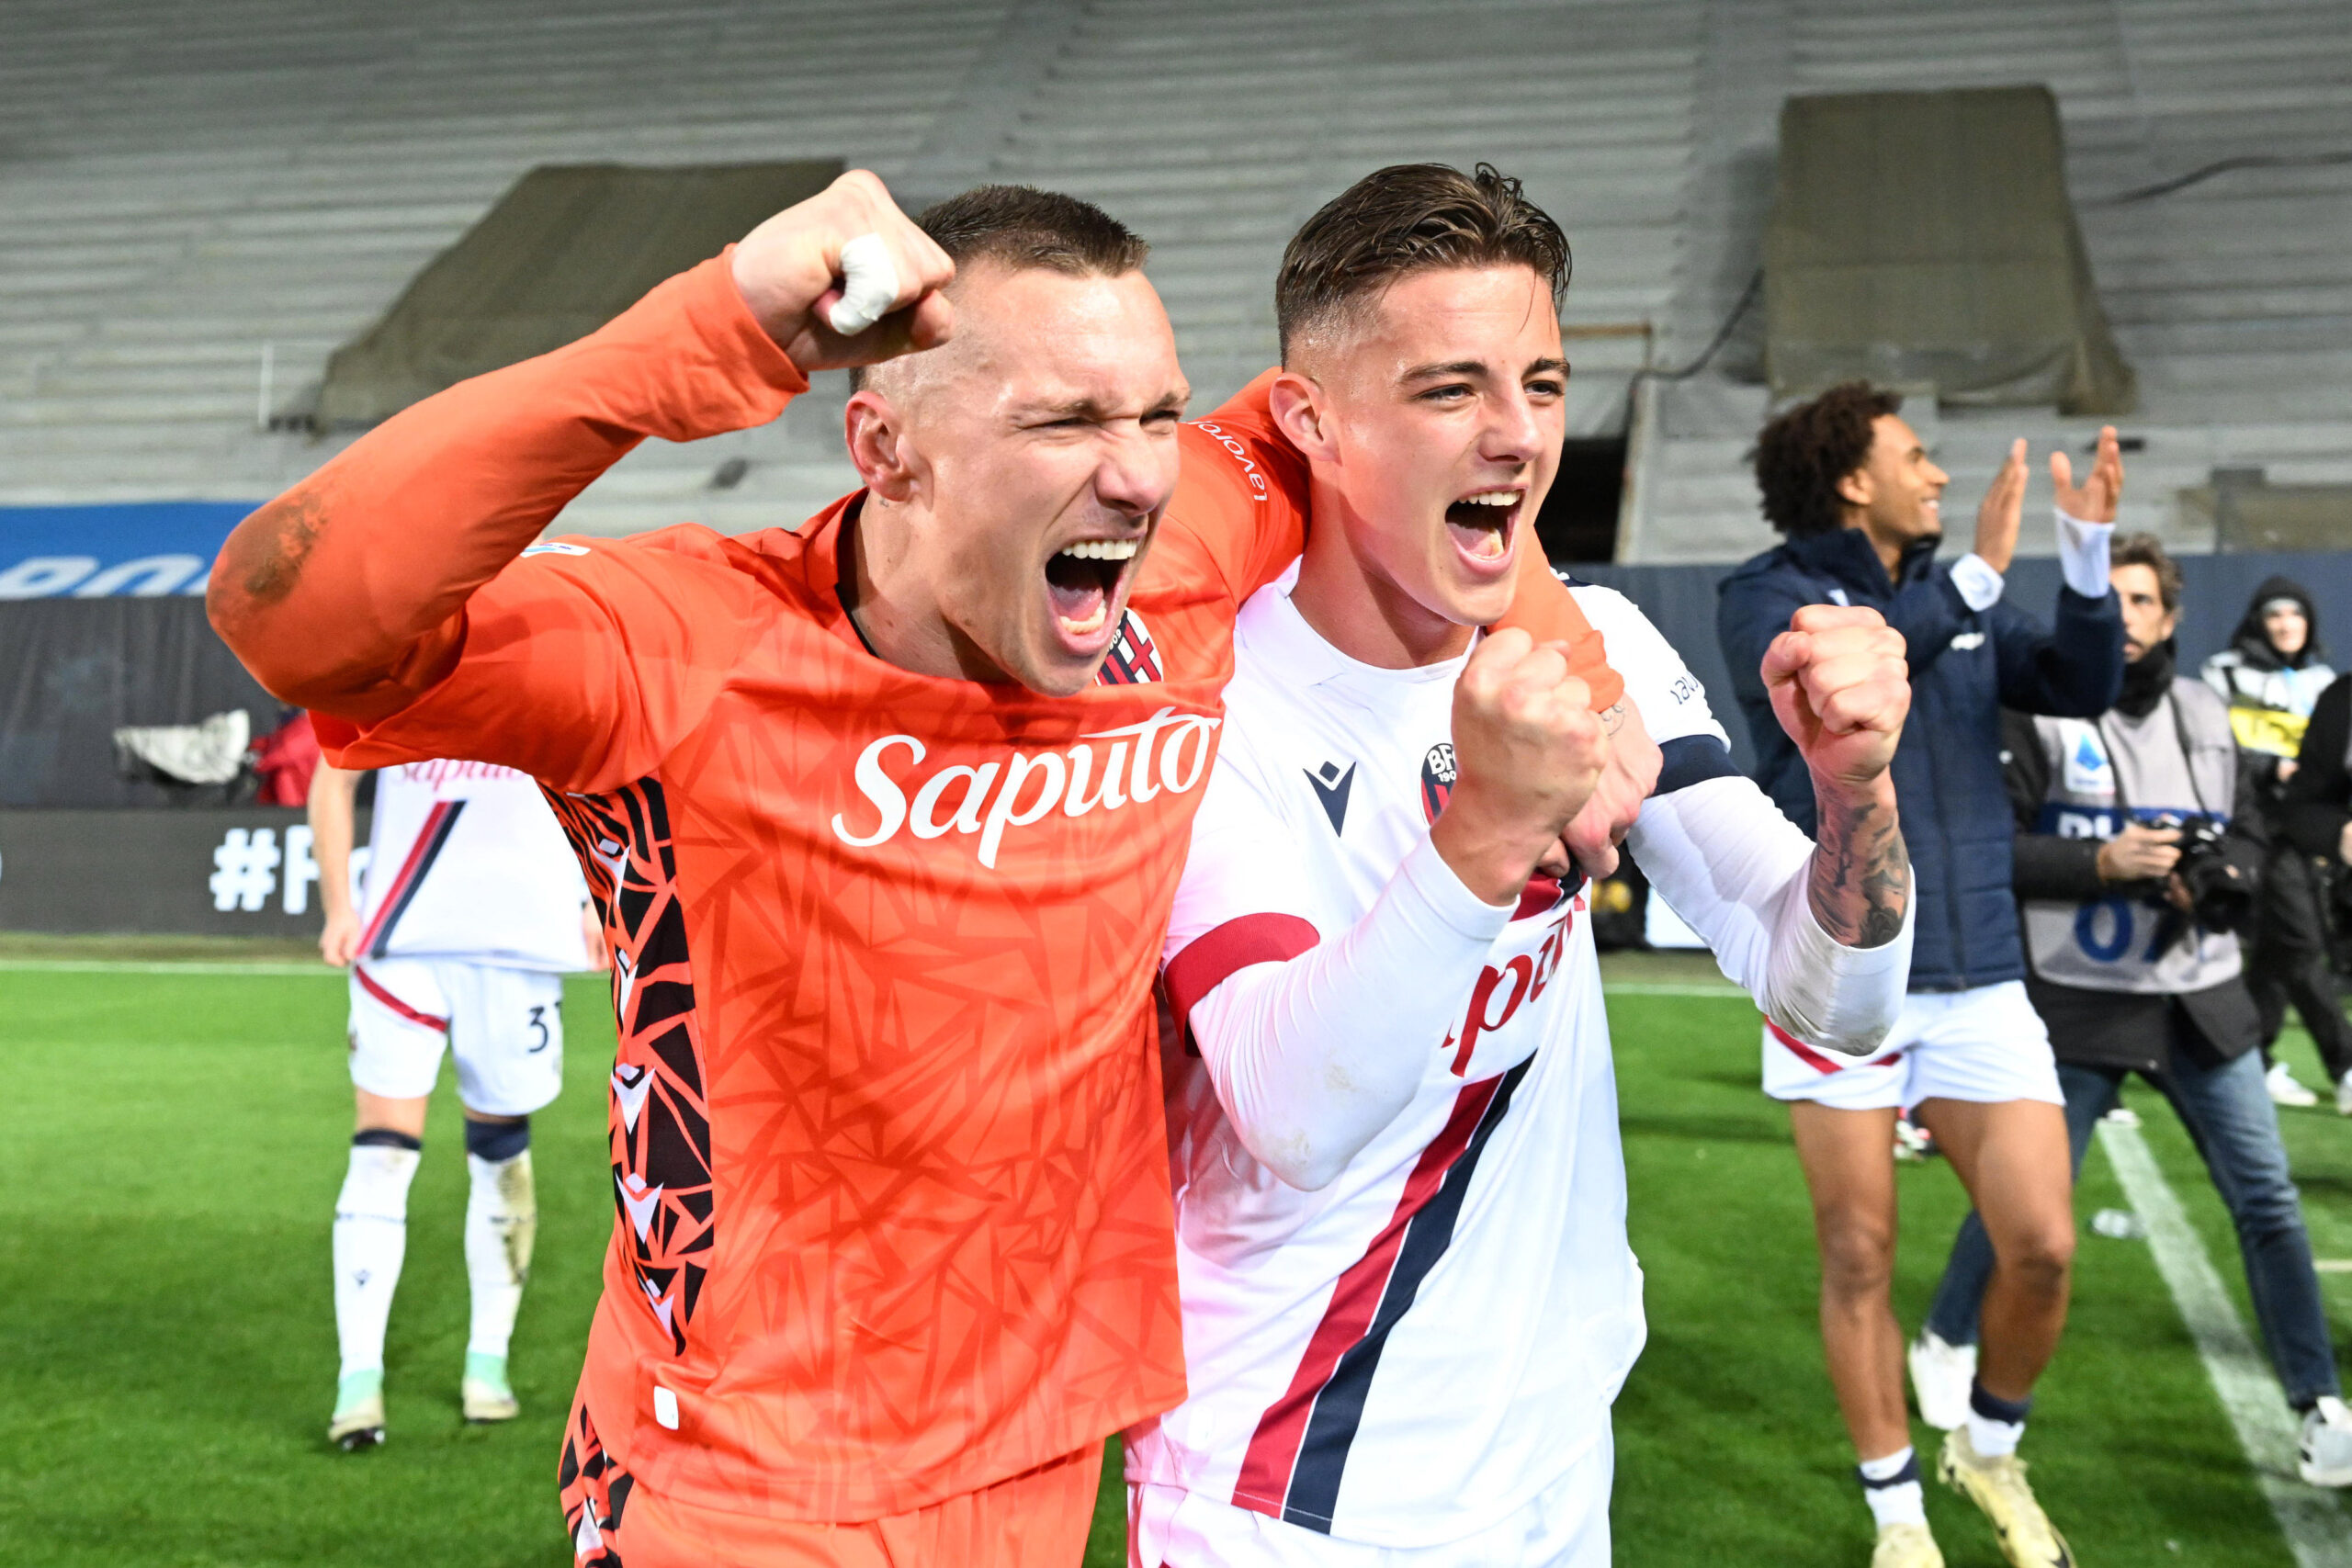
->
[826, 233, 901, 336]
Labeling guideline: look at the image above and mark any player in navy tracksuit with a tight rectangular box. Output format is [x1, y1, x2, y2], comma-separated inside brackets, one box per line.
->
[1717, 383, 2123, 1568]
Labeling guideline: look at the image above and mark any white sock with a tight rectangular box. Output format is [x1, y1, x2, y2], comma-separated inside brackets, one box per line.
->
[1967, 1406, 2027, 1459]
[1859, 1447, 1926, 1528]
[333, 1141, 421, 1382]
[464, 1149, 537, 1361]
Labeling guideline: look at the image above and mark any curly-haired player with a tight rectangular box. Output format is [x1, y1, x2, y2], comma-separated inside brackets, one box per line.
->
[1718, 384, 2126, 1568]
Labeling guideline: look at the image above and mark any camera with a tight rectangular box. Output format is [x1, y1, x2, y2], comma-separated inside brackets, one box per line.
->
[2148, 812, 2254, 933]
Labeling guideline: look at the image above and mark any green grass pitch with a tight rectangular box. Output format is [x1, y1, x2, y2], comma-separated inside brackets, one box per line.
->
[0, 954, 2342, 1565]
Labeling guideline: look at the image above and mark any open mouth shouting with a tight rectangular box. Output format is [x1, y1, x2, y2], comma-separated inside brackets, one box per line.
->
[1443, 487, 1524, 573]
[1044, 534, 1146, 654]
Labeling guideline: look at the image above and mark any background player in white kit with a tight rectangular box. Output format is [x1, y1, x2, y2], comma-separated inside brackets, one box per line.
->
[1131, 164, 1917, 1568]
[308, 752, 602, 1450]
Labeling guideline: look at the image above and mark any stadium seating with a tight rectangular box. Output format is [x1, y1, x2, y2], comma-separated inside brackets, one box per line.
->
[1631, 0, 2352, 560]
[0, 0, 2346, 556]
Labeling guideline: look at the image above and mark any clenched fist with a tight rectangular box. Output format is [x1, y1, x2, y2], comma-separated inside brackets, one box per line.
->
[1548, 696, 1661, 882]
[1434, 628, 1610, 907]
[730, 170, 957, 373]
[1763, 604, 1909, 791]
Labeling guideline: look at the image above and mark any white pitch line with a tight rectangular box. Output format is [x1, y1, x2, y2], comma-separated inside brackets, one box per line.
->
[2098, 1119, 2352, 1566]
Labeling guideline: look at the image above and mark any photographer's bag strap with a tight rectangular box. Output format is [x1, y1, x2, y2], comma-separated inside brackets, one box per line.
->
[2095, 690, 2211, 822]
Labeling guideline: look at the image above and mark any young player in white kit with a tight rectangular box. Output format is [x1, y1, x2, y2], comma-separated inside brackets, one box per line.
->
[308, 754, 598, 1450]
[1130, 164, 1917, 1567]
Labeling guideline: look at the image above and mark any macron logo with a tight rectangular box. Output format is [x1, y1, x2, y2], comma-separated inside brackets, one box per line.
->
[1306, 760, 1355, 834]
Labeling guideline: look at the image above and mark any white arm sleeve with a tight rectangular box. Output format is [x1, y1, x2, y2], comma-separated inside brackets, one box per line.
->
[1948, 553, 2005, 613]
[1561, 581, 1911, 1057]
[1631, 776, 1912, 1055]
[2054, 507, 2115, 600]
[1182, 835, 1511, 1190]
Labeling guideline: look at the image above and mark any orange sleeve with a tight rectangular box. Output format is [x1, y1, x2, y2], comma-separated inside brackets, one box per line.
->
[209, 249, 807, 727]
[1159, 377, 1308, 605]
[310, 529, 768, 794]
[1170, 372, 1623, 714]
[1494, 536, 1623, 714]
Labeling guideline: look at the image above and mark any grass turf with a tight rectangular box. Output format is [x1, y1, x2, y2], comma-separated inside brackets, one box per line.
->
[0, 961, 2336, 1565]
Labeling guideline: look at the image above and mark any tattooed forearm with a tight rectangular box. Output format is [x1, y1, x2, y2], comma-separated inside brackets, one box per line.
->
[1808, 782, 1910, 948]
[1599, 700, 1627, 736]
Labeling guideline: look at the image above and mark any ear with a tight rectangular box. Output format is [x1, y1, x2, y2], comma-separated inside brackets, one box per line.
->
[1834, 464, 1874, 513]
[1269, 371, 1338, 465]
[844, 389, 918, 503]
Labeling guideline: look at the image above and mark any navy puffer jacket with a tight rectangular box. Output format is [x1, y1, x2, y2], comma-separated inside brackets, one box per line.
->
[1716, 528, 2124, 992]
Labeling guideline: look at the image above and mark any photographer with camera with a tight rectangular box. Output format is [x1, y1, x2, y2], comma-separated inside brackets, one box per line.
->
[1915, 536, 2352, 1487]
[2202, 577, 2348, 1109]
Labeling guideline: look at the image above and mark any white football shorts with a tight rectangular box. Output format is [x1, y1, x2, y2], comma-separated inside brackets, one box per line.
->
[347, 958, 566, 1116]
[1129, 1429, 1611, 1568]
[1760, 979, 2064, 1111]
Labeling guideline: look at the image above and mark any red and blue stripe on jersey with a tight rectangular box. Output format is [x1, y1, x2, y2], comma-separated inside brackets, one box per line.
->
[1229, 1057, 1533, 1532]
[359, 798, 465, 960]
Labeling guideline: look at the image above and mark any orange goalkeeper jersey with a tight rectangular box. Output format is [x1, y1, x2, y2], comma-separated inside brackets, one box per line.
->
[296, 254, 1620, 1523]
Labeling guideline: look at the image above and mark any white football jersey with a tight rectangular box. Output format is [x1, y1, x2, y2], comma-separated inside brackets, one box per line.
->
[358, 759, 588, 971]
[1133, 573, 1766, 1547]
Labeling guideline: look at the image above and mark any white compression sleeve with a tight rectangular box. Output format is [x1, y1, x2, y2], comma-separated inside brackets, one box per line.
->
[1183, 834, 1513, 1191]
[1628, 774, 1913, 1056]
[1948, 553, 2005, 613]
[2054, 506, 2115, 600]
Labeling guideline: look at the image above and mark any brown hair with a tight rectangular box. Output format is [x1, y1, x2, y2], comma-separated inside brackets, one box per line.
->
[1274, 163, 1571, 362]
[2111, 532, 2182, 611]
[851, 186, 1147, 389]
[1750, 381, 1905, 537]
[915, 183, 1148, 276]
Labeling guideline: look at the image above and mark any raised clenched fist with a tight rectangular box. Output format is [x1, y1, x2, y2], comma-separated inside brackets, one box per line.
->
[730, 169, 957, 373]
[1433, 627, 1610, 906]
[1763, 604, 1909, 792]
[1547, 696, 1661, 882]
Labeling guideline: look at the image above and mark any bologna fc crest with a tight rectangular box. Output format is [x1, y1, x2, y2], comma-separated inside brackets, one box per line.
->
[1095, 610, 1163, 685]
[1420, 741, 1457, 824]
[1426, 738, 1572, 917]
